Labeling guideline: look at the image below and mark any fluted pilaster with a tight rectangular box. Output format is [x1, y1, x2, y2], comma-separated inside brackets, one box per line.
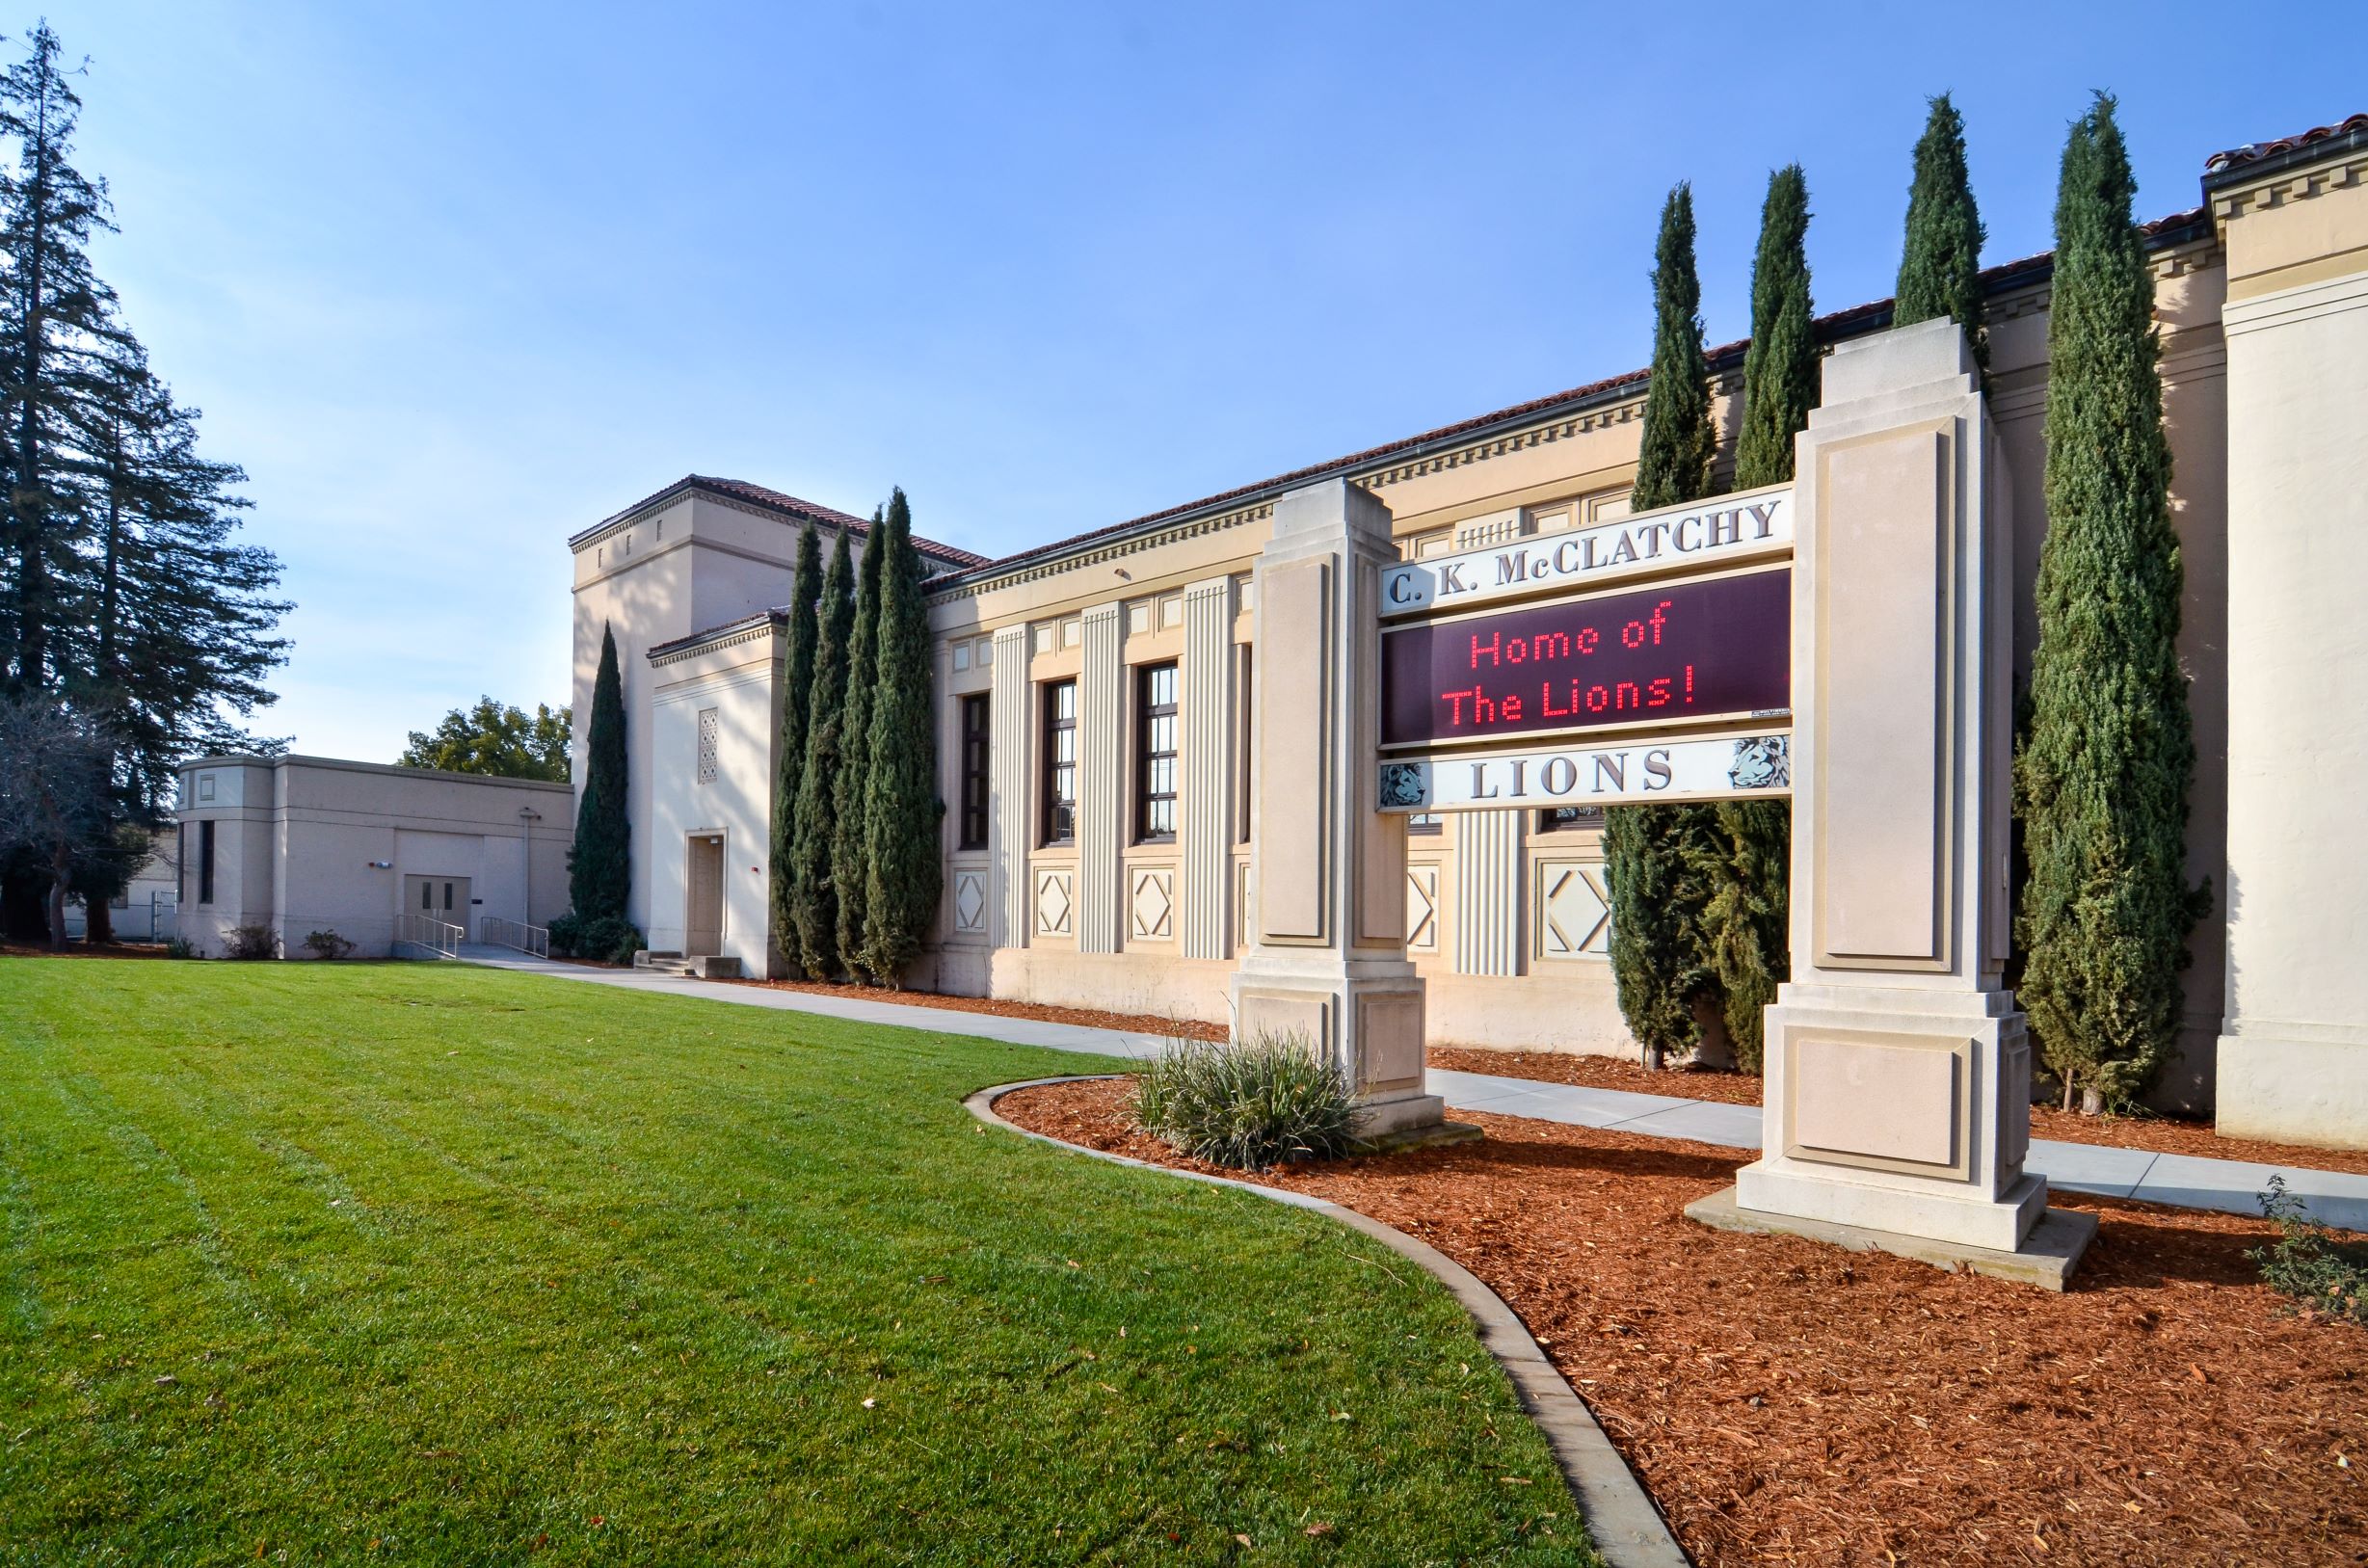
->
[1179, 575, 1237, 959]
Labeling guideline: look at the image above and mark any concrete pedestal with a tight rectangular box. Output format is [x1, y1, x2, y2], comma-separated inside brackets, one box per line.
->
[1232, 478, 1444, 1138]
[1720, 318, 2080, 1280]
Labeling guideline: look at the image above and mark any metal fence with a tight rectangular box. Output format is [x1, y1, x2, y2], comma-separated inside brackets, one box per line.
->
[394, 913, 466, 960]
[479, 916, 549, 958]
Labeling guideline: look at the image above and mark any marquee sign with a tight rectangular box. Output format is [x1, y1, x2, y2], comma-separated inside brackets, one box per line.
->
[1380, 484, 1792, 618]
[1381, 567, 1791, 751]
[1375, 489, 1796, 812]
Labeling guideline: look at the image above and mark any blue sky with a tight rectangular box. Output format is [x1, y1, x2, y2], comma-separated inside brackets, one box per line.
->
[51, 1, 2364, 760]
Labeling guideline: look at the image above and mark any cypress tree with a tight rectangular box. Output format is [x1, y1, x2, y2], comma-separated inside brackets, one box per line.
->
[832, 506, 887, 978]
[1697, 163, 1818, 1072]
[2014, 95, 2207, 1112]
[789, 531, 855, 977]
[768, 520, 823, 964]
[1735, 165, 1815, 492]
[1607, 182, 1724, 1070]
[568, 623, 630, 921]
[1894, 94, 1988, 372]
[1629, 183, 1715, 510]
[861, 489, 944, 983]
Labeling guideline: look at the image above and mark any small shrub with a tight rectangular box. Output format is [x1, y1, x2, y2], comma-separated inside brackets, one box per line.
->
[2249, 1175, 2368, 1325]
[548, 911, 645, 965]
[164, 936, 198, 960]
[301, 928, 357, 961]
[220, 923, 279, 961]
[1131, 1031, 1361, 1172]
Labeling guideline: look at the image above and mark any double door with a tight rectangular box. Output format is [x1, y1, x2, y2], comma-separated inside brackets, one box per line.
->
[404, 875, 472, 941]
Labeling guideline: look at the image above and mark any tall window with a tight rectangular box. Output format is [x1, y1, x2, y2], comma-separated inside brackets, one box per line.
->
[1236, 646, 1254, 844]
[959, 694, 991, 849]
[198, 819, 217, 905]
[1136, 662, 1179, 841]
[1041, 679, 1078, 845]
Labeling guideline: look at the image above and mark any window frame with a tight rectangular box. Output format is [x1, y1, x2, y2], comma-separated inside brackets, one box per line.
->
[1537, 805, 1608, 835]
[958, 693, 991, 850]
[198, 819, 217, 906]
[1134, 661, 1180, 843]
[1040, 678, 1078, 847]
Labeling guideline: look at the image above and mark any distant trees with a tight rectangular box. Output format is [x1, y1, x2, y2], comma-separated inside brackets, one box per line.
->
[2014, 95, 2207, 1112]
[0, 692, 116, 948]
[398, 697, 571, 781]
[0, 22, 287, 941]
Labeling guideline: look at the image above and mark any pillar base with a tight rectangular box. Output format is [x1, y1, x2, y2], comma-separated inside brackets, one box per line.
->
[1690, 1184, 2095, 1291]
[1735, 1159, 2044, 1253]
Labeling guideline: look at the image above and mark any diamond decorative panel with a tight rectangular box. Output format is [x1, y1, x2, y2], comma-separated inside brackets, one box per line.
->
[1034, 869, 1074, 938]
[695, 707, 719, 786]
[1535, 861, 1612, 960]
[953, 871, 987, 934]
[1130, 867, 1175, 941]
[1406, 865, 1440, 951]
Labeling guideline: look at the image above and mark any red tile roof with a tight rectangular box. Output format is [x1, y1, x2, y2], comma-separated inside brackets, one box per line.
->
[2206, 111, 2368, 173]
[570, 474, 991, 570]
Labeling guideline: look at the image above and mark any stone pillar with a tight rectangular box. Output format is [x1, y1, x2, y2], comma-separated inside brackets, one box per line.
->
[2210, 133, 2368, 1150]
[987, 623, 1032, 951]
[1178, 574, 1237, 961]
[1232, 479, 1441, 1137]
[1731, 318, 2046, 1255]
[1076, 600, 1126, 955]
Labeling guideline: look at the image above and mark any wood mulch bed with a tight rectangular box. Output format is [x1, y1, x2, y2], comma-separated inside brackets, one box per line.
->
[1428, 1045, 2368, 1179]
[0, 940, 171, 960]
[729, 976, 1228, 1042]
[999, 1075, 2368, 1567]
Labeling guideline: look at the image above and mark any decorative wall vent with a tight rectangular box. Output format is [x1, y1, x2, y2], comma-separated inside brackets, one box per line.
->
[696, 708, 720, 786]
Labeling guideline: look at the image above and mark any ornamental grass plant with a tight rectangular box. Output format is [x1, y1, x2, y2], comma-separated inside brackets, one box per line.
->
[1131, 1030, 1362, 1172]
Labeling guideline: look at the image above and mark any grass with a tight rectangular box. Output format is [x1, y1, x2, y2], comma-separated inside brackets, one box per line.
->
[0, 959, 1595, 1565]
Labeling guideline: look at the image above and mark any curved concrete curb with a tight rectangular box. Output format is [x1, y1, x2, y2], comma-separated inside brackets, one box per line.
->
[965, 1075, 1691, 1568]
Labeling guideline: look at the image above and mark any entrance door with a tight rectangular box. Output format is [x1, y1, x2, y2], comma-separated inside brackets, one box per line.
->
[404, 875, 472, 940]
[685, 835, 725, 957]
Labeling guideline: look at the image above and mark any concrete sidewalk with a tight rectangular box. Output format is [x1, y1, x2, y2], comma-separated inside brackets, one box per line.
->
[457, 945, 2368, 1232]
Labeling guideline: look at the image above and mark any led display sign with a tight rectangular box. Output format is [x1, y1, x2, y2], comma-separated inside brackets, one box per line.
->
[1380, 567, 1791, 750]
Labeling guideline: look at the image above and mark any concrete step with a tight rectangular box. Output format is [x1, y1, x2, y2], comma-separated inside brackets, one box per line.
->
[632, 951, 742, 980]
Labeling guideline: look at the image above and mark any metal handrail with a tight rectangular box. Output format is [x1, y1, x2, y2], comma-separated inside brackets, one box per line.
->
[480, 916, 549, 958]
[394, 913, 465, 959]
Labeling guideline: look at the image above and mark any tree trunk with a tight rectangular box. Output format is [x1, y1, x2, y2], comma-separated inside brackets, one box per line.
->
[1689, 991, 1736, 1071]
[46, 845, 68, 952]
[2080, 1085, 2105, 1118]
[2061, 1072, 2076, 1113]
[86, 896, 112, 944]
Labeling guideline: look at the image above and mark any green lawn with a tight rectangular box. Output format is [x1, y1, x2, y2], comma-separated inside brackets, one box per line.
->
[0, 959, 1593, 1565]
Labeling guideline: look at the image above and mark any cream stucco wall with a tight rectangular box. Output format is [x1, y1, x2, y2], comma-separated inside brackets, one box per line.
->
[173, 756, 572, 958]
